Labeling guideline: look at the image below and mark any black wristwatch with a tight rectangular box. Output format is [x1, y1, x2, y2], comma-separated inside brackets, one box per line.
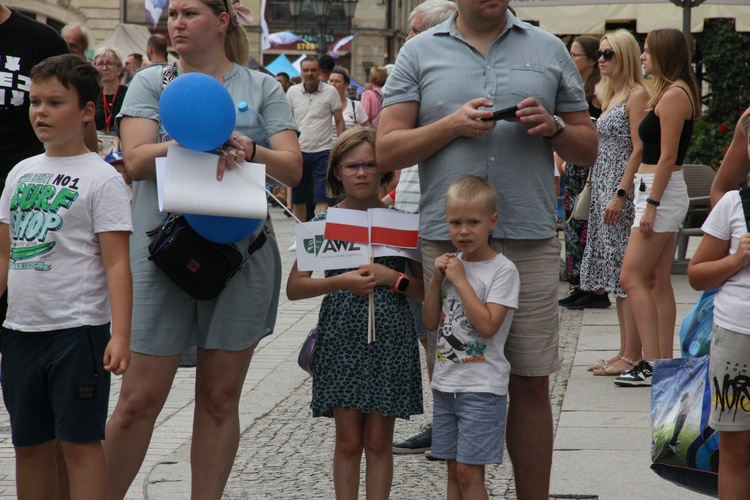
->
[616, 188, 627, 198]
[391, 273, 410, 293]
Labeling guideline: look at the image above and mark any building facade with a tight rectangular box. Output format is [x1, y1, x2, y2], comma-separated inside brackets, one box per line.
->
[6, 0, 418, 84]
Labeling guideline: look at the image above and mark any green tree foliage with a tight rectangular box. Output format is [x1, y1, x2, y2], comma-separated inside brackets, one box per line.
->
[688, 19, 750, 167]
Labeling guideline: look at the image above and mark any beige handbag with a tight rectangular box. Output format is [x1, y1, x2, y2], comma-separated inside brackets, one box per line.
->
[567, 172, 592, 222]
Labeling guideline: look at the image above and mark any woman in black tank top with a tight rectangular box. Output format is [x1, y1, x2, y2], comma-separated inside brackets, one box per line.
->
[615, 29, 700, 388]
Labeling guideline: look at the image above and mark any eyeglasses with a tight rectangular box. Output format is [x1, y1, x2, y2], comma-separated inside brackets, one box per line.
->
[594, 49, 615, 61]
[569, 52, 586, 59]
[337, 162, 379, 175]
[94, 61, 119, 68]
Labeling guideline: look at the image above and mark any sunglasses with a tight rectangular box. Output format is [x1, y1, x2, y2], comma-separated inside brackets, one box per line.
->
[338, 162, 379, 176]
[595, 49, 615, 61]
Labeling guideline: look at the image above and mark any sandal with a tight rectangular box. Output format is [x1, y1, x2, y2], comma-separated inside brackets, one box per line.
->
[592, 355, 640, 376]
[587, 354, 621, 372]
[587, 359, 607, 372]
[592, 361, 623, 376]
[620, 356, 640, 368]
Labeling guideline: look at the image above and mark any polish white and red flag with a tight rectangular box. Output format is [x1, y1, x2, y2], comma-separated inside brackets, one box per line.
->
[369, 208, 419, 249]
[323, 207, 369, 244]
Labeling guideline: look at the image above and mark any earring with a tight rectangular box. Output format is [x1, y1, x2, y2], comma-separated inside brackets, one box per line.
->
[220, 31, 224, 38]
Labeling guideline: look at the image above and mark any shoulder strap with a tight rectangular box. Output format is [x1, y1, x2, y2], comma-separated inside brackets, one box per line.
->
[350, 98, 356, 122]
[740, 183, 750, 231]
[672, 86, 695, 117]
[245, 216, 271, 259]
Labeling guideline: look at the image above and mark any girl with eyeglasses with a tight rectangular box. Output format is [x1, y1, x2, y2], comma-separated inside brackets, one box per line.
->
[93, 47, 127, 135]
[287, 127, 424, 498]
[616, 28, 700, 387]
[579, 30, 650, 376]
[559, 36, 603, 309]
[102, 0, 302, 497]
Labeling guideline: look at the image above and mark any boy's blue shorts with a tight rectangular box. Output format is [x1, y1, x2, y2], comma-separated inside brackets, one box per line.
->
[0, 324, 111, 446]
[431, 390, 507, 465]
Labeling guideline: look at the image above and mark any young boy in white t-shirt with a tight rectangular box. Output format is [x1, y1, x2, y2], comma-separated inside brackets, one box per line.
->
[0, 54, 132, 498]
[423, 175, 520, 499]
[688, 111, 750, 499]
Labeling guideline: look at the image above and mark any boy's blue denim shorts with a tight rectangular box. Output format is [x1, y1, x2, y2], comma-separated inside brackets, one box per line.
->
[431, 390, 507, 465]
[0, 324, 111, 446]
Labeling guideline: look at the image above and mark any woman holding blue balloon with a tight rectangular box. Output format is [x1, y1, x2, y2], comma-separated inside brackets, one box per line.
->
[102, 0, 302, 497]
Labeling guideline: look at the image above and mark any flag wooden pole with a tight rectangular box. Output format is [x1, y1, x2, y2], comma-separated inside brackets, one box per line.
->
[369, 247, 375, 343]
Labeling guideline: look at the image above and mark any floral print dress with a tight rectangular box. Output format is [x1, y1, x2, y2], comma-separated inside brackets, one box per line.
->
[580, 97, 635, 297]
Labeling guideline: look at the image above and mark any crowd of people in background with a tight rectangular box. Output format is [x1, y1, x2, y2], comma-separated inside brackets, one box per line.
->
[4, 0, 750, 497]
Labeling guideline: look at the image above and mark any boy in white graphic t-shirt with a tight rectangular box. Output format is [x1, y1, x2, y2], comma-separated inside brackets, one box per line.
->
[423, 175, 520, 499]
[0, 54, 132, 498]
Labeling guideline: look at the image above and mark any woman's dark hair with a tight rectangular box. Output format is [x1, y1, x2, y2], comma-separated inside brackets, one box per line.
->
[331, 66, 350, 85]
[572, 36, 601, 106]
[645, 28, 700, 118]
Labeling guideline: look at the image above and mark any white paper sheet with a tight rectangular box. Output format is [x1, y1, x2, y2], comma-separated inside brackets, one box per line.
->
[156, 145, 267, 218]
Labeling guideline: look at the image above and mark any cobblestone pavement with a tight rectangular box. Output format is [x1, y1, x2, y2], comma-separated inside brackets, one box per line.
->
[223, 303, 581, 500]
[222, 206, 582, 499]
[0, 205, 582, 499]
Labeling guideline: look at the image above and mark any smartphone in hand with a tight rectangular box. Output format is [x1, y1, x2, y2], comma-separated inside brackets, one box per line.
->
[480, 105, 519, 121]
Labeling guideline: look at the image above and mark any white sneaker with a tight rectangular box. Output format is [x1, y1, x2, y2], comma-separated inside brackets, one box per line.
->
[614, 360, 653, 387]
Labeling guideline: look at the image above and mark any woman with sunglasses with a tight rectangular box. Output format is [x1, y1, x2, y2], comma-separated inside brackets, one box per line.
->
[102, 0, 302, 497]
[93, 47, 127, 135]
[287, 127, 423, 498]
[559, 36, 603, 309]
[579, 30, 649, 376]
[615, 28, 700, 387]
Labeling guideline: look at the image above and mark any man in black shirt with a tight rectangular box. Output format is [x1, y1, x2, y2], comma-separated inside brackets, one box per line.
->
[0, 4, 69, 188]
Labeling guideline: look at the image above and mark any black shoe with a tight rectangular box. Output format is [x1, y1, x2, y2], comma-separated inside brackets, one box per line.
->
[614, 360, 653, 387]
[564, 292, 611, 310]
[393, 424, 432, 454]
[559, 287, 588, 306]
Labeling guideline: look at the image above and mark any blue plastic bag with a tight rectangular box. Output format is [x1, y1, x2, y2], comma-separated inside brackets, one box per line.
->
[651, 356, 718, 497]
[679, 287, 718, 357]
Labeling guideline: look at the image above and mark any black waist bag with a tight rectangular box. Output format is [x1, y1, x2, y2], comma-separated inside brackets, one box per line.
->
[147, 214, 268, 301]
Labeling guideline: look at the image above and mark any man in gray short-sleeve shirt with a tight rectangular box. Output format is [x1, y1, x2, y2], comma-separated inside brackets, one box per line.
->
[377, 0, 598, 496]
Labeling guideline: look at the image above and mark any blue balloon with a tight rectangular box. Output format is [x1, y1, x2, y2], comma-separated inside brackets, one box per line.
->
[159, 73, 236, 152]
[184, 214, 262, 244]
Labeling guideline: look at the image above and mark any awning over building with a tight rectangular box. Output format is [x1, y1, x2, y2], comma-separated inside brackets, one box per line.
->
[512, 0, 750, 34]
[96, 23, 177, 62]
[96, 23, 151, 56]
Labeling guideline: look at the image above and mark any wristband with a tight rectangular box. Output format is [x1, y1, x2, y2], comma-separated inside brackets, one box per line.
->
[250, 142, 257, 162]
[390, 272, 410, 293]
[646, 198, 660, 207]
